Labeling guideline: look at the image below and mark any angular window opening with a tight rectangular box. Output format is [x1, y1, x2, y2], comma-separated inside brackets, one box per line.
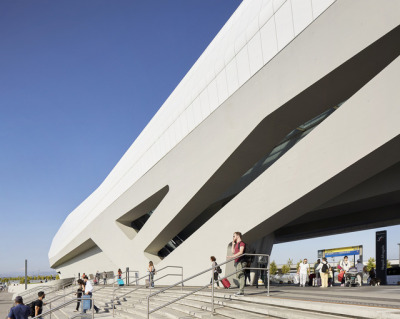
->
[157, 195, 235, 258]
[116, 185, 169, 240]
[130, 210, 154, 232]
[156, 104, 342, 259]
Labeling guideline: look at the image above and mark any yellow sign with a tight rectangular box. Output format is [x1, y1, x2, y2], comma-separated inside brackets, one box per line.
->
[321, 245, 362, 258]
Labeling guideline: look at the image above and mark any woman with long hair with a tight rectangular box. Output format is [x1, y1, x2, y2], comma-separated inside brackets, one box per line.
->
[74, 279, 85, 312]
[148, 261, 155, 288]
[209, 256, 220, 289]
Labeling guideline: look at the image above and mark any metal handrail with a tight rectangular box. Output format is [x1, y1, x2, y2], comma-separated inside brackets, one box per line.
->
[146, 253, 270, 319]
[19, 285, 53, 298]
[111, 265, 183, 317]
[25, 285, 76, 319]
[31, 297, 95, 319]
[150, 266, 183, 290]
[111, 272, 149, 317]
[111, 270, 136, 293]
[22, 282, 74, 305]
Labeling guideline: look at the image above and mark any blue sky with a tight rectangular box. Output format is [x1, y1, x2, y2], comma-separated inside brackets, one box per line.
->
[0, 0, 398, 276]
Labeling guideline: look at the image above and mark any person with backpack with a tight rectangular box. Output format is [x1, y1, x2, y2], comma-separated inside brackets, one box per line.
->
[209, 256, 221, 289]
[227, 231, 246, 296]
[316, 257, 330, 288]
[30, 291, 46, 318]
[7, 296, 30, 319]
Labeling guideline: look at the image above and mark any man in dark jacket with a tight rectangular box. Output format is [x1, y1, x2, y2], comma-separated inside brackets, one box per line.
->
[7, 296, 30, 319]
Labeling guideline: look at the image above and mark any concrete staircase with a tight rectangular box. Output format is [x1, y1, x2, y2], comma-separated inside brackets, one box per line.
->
[41, 285, 400, 319]
[112, 287, 350, 319]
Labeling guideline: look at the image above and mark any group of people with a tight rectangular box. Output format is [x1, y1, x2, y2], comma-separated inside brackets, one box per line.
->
[298, 257, 334, 288]
[7, 291, 45, 319]
[15, 230, 376, 319]
[208, 231, 249, 296]
[93, 271, 108, 285]
[115, 263, 156, 288]
[7, 274, 103, 319]
[75, 274, 100, 313]
[297, 256, 365, 287]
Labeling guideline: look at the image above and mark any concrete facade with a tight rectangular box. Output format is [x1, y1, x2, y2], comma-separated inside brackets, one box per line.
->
[49, 0, 400, 285]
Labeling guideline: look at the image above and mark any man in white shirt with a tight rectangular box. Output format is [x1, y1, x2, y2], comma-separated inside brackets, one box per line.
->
[83, 276, 99, 313]
[297, 258, 310, 287]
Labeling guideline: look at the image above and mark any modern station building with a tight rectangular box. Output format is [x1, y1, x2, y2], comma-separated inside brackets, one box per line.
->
[49, 0, 400, 284]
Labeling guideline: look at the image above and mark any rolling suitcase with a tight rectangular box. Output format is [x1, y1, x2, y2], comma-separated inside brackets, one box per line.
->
[221, 278, 231, 289]
[338, 271, 344, 283]
[118, 278, 124, 286]
[82, 295, 91, 311]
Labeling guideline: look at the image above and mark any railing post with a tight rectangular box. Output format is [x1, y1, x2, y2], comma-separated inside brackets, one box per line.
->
[112, 287, 115, 317]
[126, 267, 129, 286]
[211, 264, 215, 314]
[181, 267, 183, 291]
[63, 286, 65, 303]
[147, 296, 150, 319]
[267, 255, 270, 296]
[49, 302, 52, 319]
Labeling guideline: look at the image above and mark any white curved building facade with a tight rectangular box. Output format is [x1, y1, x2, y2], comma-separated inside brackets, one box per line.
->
[49, 0, 400, 284]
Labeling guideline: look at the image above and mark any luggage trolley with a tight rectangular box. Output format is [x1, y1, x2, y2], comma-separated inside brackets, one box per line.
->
[345, 267, 363, 287]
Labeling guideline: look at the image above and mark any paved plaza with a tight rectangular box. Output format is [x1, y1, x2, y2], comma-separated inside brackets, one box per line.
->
[0, 292, 13, 318]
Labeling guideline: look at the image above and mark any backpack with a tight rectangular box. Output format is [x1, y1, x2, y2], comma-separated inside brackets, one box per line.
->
[215, 262, 222, 274]
[321, 263, 329, 273]
[29, 301, 36, 317]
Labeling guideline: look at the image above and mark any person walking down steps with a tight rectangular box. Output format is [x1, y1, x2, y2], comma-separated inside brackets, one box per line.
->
[227, 231, 246, 296]
[83, 276, 99, 314]
[148, 261, 155, 288]
[209, 256, 221, 289]
[74, 279, 84, 312]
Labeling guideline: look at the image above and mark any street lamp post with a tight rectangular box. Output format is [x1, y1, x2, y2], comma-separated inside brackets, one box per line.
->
[397, 243, 400, 267]
[25, 260, 27, 290]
